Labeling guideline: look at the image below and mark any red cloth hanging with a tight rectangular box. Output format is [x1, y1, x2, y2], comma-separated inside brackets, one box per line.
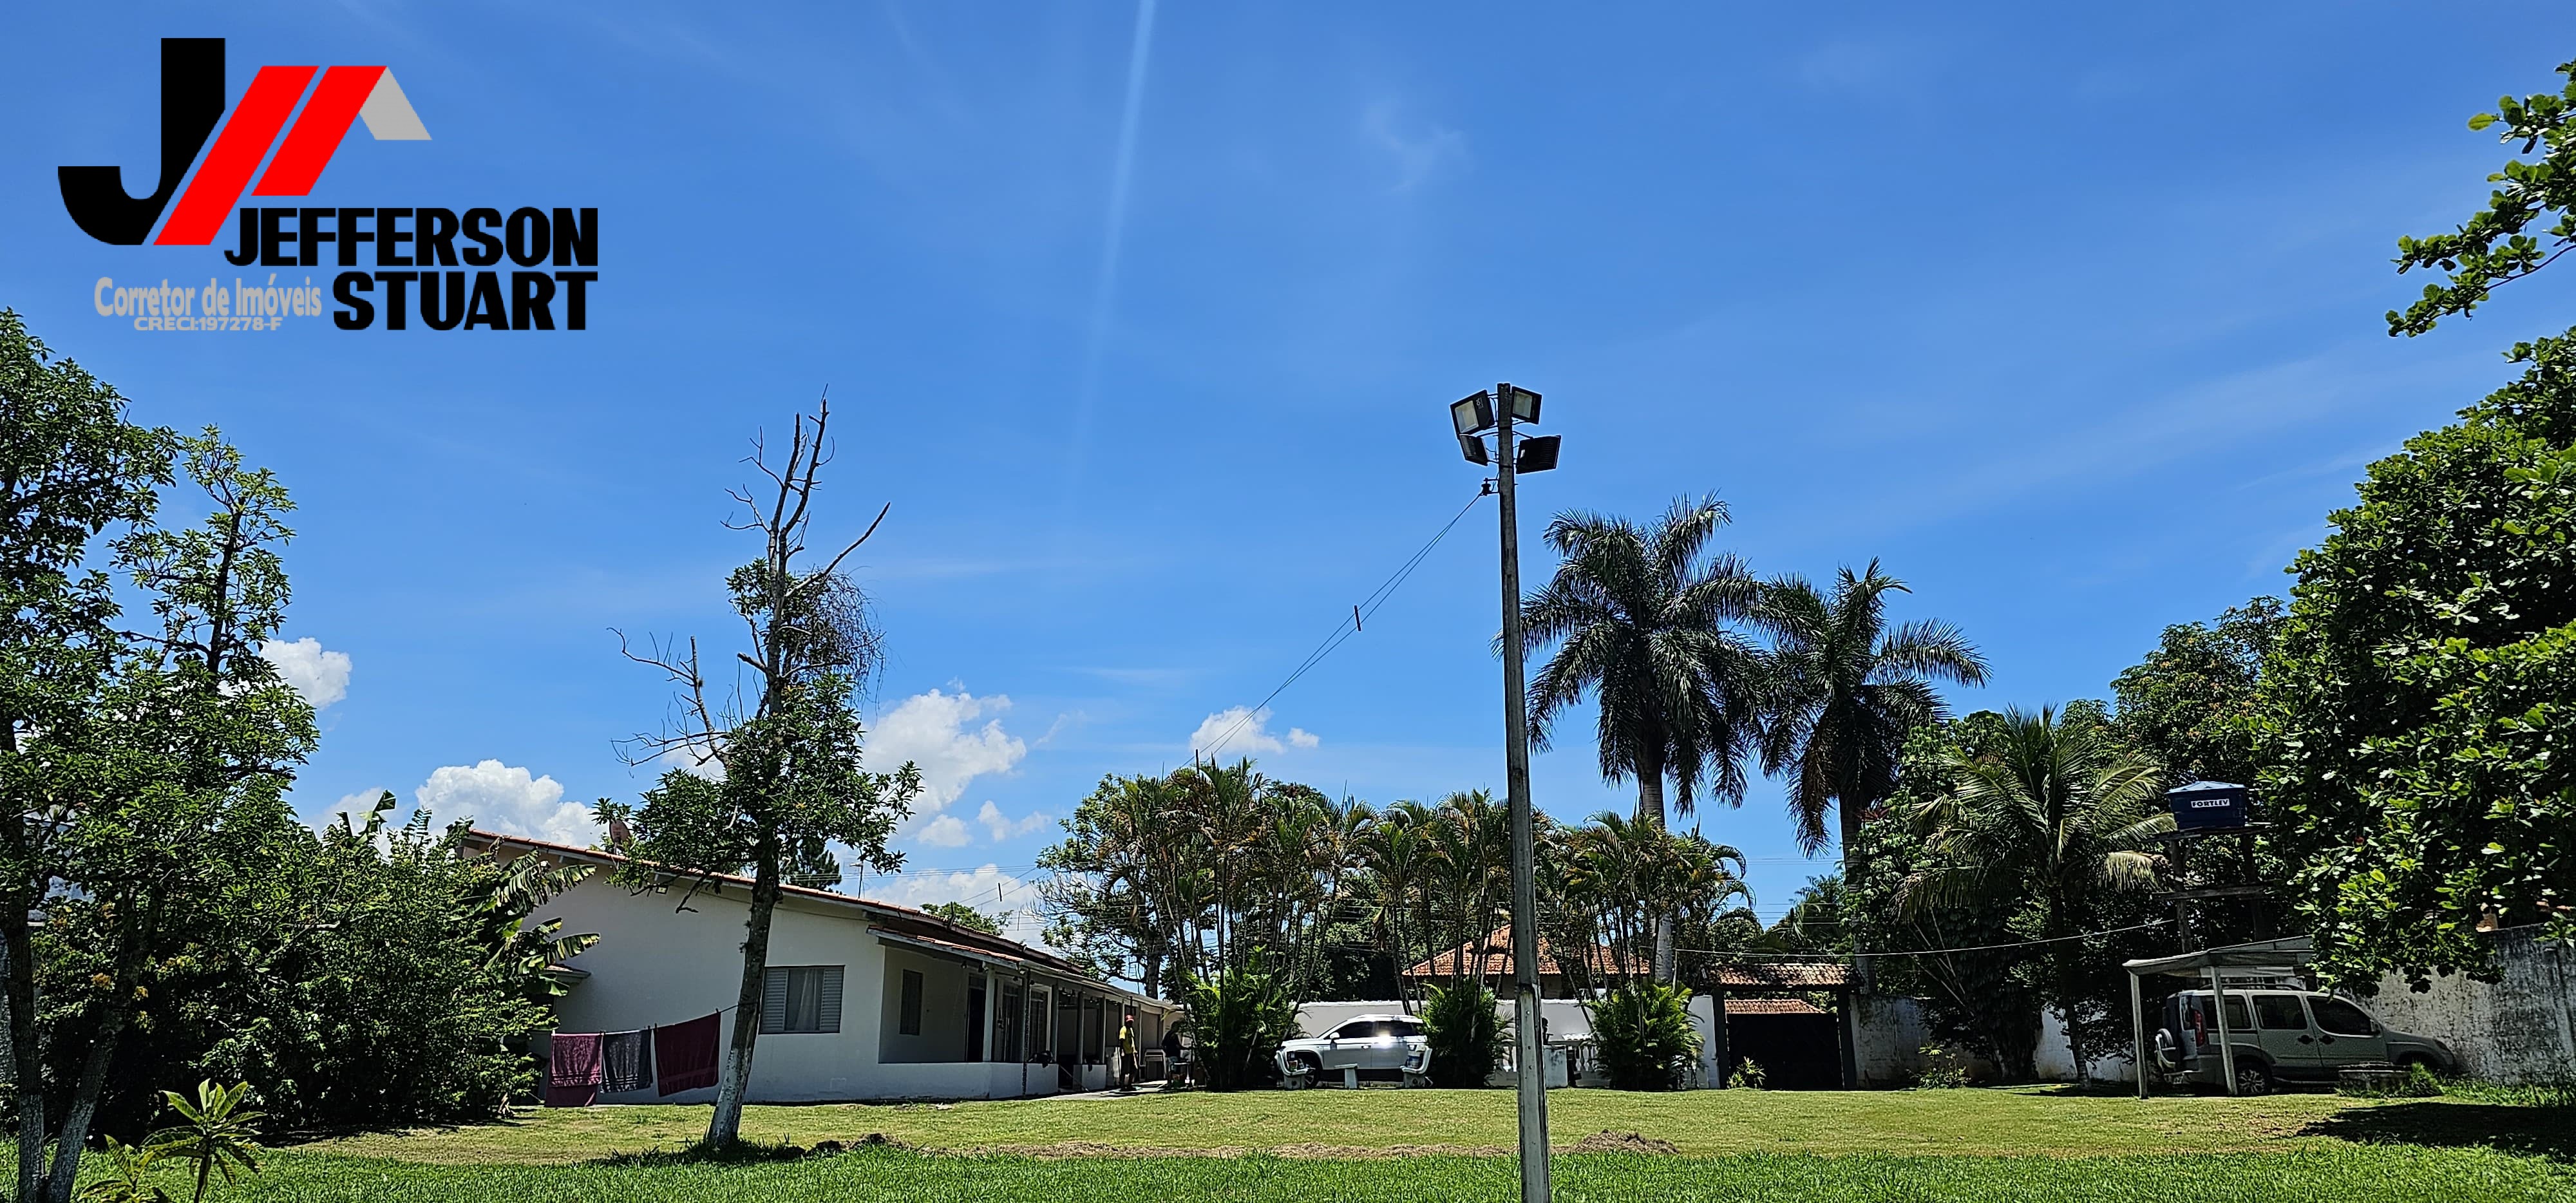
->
[546, 1032, 603, 1108]
[655, 1012, 723, 1096]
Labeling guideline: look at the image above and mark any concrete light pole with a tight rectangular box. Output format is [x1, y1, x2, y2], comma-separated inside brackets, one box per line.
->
[1450, 383, 1560, 1203]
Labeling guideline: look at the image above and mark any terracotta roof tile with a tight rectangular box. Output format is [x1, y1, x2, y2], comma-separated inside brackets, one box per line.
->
[1721, 997, 1824, 1016]
[1707, 961, 1853, 990]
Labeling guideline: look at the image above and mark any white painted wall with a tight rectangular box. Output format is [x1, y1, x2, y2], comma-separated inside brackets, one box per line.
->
[2363, 927, 2576, 1086]
[533, 867, 1144, 1101]
[544, 876, 896, 1103]
[2032, 1007, 2137, 1084]
[1850, 995, 1931, 1088]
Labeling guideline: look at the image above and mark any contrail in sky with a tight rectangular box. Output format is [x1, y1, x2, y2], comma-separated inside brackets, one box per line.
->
[1059, 0, 1158, 517]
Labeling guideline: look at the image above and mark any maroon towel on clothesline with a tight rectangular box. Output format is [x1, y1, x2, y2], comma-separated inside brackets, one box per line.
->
[547, 1032, 603, 1108]
[656, 1012, 722, 1096]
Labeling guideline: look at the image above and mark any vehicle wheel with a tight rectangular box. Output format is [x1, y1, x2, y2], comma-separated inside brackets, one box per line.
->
[2394, 1053, 2433, 1072]
[2233, 1059, 2273, 1096]
[1403, 1072, 1429, 1088]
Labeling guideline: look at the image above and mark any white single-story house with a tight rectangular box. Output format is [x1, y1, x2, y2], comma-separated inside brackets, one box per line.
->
[468, 830, 1178, 1102]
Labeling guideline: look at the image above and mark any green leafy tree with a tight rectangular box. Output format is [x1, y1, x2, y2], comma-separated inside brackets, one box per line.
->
[1905, 706, 2171, 1081]
[923, 902, 1003, 934]
[2269, 61, 2576, 986]
[592, 400, 920, 1148]
[2388, 60, 2576, 336]
[32, 435, 314, 1203]
[0, 310, 173, 1202]
[2263, 337, 2576, 984]
[2111, 599, 2283, 788]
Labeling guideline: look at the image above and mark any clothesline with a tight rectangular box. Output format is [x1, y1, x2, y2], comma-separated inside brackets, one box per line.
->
[547, 1010, 722, 1106]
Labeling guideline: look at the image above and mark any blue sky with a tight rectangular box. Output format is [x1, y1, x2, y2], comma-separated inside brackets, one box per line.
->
[6, 3, 2573, 947]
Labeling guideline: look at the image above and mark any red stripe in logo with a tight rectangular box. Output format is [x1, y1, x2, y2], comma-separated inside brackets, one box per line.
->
[254, 66, 385, 198]
[153, 65, 316, 245]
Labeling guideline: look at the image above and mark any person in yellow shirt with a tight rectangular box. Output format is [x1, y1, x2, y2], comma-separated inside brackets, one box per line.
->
[1116, 1011, 1139, 1092]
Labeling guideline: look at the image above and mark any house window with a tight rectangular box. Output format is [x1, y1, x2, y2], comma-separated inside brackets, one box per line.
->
[899, 969, 925, 1036]
[760, 965, 844, 1034]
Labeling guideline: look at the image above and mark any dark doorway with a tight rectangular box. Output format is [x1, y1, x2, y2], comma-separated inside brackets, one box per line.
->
[1726, 1010, 1841, 1090]
[966, 979, 987, 1061]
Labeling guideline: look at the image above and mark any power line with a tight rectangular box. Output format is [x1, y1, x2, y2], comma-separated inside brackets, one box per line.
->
[1196, 488, 1488, 759]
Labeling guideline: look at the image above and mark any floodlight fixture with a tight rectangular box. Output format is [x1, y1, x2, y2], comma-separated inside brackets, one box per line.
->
[1502, 384, 1541, 425]
[1458, 433, 1492, 465]
[1515, 435, 1560, 473]
[1452, 391, 1496, 437]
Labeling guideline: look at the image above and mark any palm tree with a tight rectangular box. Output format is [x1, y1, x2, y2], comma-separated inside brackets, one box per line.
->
[1522, 498, 1766, 978]
[1525, 497, 1766, 826]
[1904, 706, 2172, 1081]
[1759, 560, 1988, 889]
[1358, 800, 1434, 1012]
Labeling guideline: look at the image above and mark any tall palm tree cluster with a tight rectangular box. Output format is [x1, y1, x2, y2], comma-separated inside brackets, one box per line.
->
[1521, 497, 1987, 976]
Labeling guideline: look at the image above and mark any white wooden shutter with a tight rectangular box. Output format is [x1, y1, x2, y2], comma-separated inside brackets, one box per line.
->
[761, 967, 788, 1034]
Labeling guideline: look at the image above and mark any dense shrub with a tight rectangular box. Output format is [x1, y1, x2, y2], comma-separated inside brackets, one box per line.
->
[1417, 981, 1504, 1088]
[1175, 961, 1298, 1091]
[41, 798, 591, 1136]
[1589, 981, 1700, 1090]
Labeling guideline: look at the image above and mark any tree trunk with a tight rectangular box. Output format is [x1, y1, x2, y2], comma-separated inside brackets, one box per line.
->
[1841, 795, 1874, 993]
[43, 898, 147, 1203]
[5, 911, 44, 1203]
[1638, 768, 1676, 983]
[705, 833, 781, 1148]
[2044, 891, 2086, 1086]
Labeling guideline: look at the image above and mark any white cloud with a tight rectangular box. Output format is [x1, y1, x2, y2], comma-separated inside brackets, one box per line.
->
[1188, 706, 1319, 758]
[976, 801, 1052, 842]
[418, 759, 596, 845]
[260, 638, 351, 709]
[874, 864, 1047, 943]
[918, 814, 972, 848]
[871, 688, 1026, 826]
[655, 735, 726, 781]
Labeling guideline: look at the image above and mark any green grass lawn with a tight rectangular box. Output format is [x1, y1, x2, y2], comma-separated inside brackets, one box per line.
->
[221, 1146, 2570, 1203]
[216, 1087, 2571, 1203]
[293, 1085, 2468, 1162]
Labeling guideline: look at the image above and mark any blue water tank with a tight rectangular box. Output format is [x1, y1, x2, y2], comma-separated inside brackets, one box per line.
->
[2166, 781, 2251, 831]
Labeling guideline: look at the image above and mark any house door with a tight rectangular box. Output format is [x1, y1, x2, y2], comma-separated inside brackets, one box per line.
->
[967, 979, 987, 1062]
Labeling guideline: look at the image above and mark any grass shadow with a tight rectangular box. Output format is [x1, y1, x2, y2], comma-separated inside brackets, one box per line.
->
[592, 1133, 905, 1167]
[2304, 1102, 2576, 1162]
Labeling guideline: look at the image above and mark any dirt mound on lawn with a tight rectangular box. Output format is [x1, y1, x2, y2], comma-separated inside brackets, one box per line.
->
[1567, 1130, 1680, 1155]
[942, 1132, 1678, 1160]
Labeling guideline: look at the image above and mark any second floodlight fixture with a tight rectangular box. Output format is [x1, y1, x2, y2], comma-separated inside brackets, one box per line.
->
[1502, 384, 1542, 426]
